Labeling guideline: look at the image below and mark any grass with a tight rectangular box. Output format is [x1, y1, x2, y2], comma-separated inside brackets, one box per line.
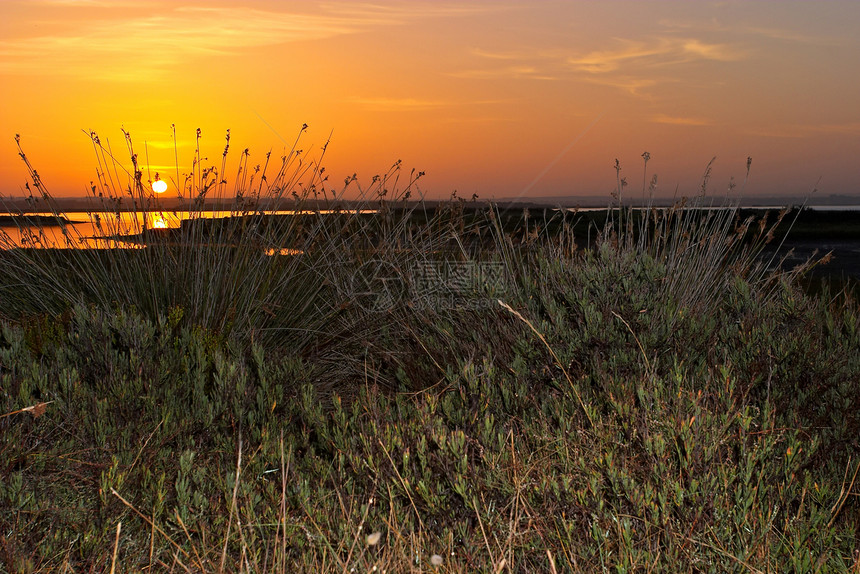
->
[1, 131, 859, 572]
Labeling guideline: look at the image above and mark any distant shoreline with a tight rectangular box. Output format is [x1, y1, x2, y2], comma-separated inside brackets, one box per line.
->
[2, 206, 860, 282]
[3, 205, 860, 239]
[0, 214, 81, 226]
[2, 193, 860, 214]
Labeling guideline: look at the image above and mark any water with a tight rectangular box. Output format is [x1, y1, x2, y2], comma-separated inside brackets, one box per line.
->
[0, 209, 377, 249]
[806, 205, 860, 212]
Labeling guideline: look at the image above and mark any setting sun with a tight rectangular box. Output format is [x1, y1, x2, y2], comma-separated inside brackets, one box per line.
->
[151, 180, 168, 194]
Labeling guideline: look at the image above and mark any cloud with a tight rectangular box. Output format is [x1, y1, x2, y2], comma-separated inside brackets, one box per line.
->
[557, 36, 746, 98]
[579, 75, 661, 96]
[0, 2, 498, 81]
[651, 114, 713, 126]
[812, 122, 860, 135]
[451, 47, 566, 80]
[440, 115, 516, 125]
[739, 26, 840, 46]
[35, 0, 143, 5]
[657, 16, 844, 47]
[567, 37, 743, 74]
[319, 2, 502, 21]
[346, 97, 449, 111]
[346, 96, 512, 112]
[470, 48, 525, 61]
[0, 7, 359, 79]
[469, 47, 561, 62]
[745, 127, 808, 139]
[744, 122, 860, 139]
[460, 35, 742, 92]
[450, 65, 557, 81]
[567, 42, 668, 74]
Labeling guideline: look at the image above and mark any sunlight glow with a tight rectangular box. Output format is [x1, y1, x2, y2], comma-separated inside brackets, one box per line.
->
[150, 213, 168, 229]
[152, 180, 168, 194]
[264, 247, 304, 256]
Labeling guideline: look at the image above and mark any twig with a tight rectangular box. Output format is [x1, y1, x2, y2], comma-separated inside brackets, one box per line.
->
[174, 509, 205, 571]
[611, 311, 652, 373]
[220, 434, 243, 573]
[110, 521, 121, 574]
[111, 488, 189, 560]
[828, 457, 860, 528]
[472, 495, 500, 569]
[378, 438, 425, 532]
[0, 401, 53, 420]
[128, 418, 163, 474]
[547, 550, 558, 574]
[498, 299, 594, 428]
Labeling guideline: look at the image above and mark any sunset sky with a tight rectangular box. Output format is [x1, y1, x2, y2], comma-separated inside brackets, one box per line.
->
[1, 0, 859, 201]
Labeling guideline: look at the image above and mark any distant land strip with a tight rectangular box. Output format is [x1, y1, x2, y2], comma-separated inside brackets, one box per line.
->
[2, 193, 860, 214]
[0, 214, 82, 226]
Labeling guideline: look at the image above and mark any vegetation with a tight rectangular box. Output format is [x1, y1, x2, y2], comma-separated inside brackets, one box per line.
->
[1, 130, 858, 572]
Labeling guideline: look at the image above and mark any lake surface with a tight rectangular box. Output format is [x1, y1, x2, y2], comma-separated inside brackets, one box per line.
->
[0, 209, 376, 249]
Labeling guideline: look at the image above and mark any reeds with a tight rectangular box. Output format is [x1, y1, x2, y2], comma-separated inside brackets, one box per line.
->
[3, 128, 355, 338]
[1, 129, 476, 396]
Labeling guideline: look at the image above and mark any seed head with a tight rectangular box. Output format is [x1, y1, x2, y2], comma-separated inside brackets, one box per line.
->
[366, 531, 381, 546]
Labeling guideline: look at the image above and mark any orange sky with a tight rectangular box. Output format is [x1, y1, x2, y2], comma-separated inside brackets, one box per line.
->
[1, 0, 859, 201]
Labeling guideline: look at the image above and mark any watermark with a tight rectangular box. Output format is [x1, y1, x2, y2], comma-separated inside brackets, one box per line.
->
[349, 259, 507, 312]
[351, 260, 410, 312]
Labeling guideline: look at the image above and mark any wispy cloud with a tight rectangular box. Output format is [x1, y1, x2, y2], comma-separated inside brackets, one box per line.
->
[745, 122, 860, 139]
[440, 115, 516, 125]
[743, 126, 806, 139]
[0, 2, 497, 81]
[659, 17, 845, 47]
[450, 65, 557, 81]
[660, 13, 849, 43]
[567, 37, 743, 74]
[346, 97, 449, 111]
[739, 26, 842, 46]
[0, 6, 361, 79]
[580, 75, 662, 96]
[651, 114, 713, 126]
[346, 96, 512, 112]
[460, 35, 743, 93]
[319, 2, 501, 21]
[451, 47, 565, 80]
[469, 47, 562, 62]
[36, 0, 143, 5]
[812, 122, 860, 135]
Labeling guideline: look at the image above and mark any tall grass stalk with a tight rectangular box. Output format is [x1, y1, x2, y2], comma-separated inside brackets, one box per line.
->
[606, 154, 818, 316]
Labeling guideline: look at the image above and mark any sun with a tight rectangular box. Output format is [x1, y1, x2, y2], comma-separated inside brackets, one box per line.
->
[152, 179, 168, 194]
